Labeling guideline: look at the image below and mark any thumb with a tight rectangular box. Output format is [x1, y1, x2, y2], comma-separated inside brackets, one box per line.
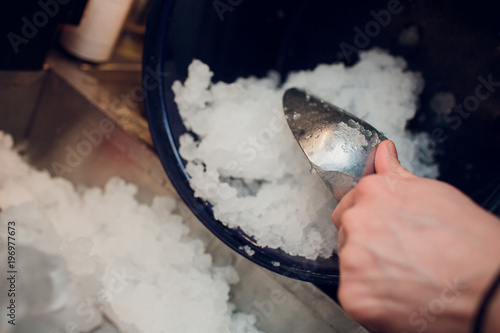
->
[375, 140, 416, 179]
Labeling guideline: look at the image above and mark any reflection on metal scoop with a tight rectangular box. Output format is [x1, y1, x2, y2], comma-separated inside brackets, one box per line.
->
[283, 88, 387, 201]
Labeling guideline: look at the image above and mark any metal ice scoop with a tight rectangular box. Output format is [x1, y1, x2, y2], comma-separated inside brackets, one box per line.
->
[283, 88, 387, 201]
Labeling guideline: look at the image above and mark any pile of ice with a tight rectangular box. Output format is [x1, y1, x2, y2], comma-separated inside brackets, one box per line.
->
[0, 132, 262, 333]
[174, 49, 438, 260]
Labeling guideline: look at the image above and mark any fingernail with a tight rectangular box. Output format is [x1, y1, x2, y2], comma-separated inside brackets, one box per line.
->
[387, 140, 398, 158]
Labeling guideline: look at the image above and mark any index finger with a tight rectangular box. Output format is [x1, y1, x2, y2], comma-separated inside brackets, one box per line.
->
[331, 187, 357, 229]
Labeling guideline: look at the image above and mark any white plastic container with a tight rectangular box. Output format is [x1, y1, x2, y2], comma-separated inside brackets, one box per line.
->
[60, 0, 135, 63]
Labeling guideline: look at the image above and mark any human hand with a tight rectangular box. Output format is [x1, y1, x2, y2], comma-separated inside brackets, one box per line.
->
[332, 140, 500, 333]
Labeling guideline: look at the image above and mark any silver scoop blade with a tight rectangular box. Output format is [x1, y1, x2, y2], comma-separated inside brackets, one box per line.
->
[283, 88, 387, 201]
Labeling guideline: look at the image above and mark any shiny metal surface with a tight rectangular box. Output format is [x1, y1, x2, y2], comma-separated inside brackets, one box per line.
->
[283, 88, 387, 201]
[0, 70, 47, 142]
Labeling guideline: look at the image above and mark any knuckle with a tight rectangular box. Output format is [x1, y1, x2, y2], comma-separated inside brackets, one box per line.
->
[338, 251, 388, 328]
[356, 175, 383, 196]
[340, 294, 385, 328]
[338, 244, 365, 272]
[343, 304, 368, 323]
[339, 243, 376, 273]
[341, 208, 365, 234]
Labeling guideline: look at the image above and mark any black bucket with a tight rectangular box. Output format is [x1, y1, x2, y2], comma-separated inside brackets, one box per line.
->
[143, 0, 500, 285]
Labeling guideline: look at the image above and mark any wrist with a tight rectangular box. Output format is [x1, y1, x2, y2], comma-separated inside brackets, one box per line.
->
[474, 267, 500, 333]
[483, 283, 500, 333]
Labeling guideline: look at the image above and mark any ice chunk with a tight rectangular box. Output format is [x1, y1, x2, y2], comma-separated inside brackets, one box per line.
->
[0, 132, 263, 333]
[175, 49, 438, 260]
